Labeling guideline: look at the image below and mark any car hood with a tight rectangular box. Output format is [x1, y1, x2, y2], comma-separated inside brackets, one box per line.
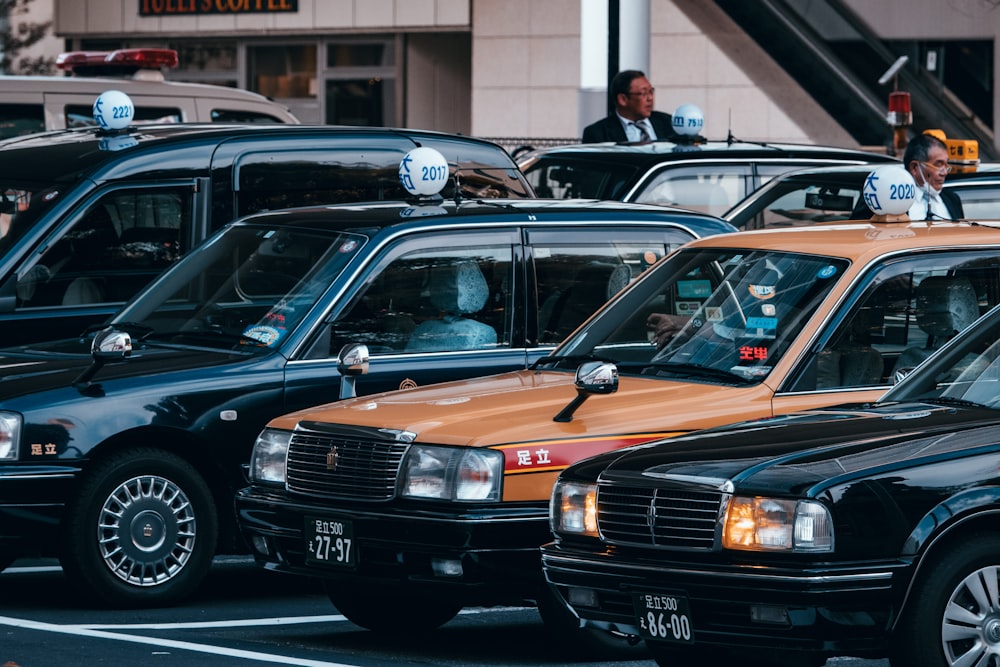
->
[581, 401, 1000, 496]
[270, 368, 781, 448]
[0, 339, 261, 401]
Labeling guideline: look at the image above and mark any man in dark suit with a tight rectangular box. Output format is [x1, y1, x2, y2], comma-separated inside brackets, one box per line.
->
[852, 132, 964, 220]
[582, 70, 676, 143]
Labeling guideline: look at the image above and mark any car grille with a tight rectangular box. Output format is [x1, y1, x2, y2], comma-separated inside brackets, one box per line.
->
[285, 427, 409, 500]
[596, 485, 725, 550]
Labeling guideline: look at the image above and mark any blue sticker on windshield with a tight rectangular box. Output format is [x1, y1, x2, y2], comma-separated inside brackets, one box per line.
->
[817, 265, 838, 279]
[242, 325, 281, 346]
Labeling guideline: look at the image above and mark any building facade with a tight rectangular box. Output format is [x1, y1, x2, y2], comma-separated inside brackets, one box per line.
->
[46, 0, 999, 153]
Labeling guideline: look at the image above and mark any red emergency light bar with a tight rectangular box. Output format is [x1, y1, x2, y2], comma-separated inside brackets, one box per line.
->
[56, 48, 179, 76]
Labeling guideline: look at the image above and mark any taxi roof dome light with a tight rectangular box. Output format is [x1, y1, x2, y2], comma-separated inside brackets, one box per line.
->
[399, 147, 450, 199]
[672, 103, 705, 144]
[93, 90, 135, 133]
[862, 165, 916, 222]
[56, 48, 179, 78]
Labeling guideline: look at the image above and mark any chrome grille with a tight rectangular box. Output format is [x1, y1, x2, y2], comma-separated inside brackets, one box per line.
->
[597, 484, 724, 550]
[286, 429, 409, 500]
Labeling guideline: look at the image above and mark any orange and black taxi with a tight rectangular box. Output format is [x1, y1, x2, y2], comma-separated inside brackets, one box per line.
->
[235, 165, 1000, 647]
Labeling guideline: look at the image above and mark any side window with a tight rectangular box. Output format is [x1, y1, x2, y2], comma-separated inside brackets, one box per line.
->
[535, 242, 671, 345]
[753, 184, 861, 230]
[0, 104, 45, 139]
[634, 165, 750, 217]
[319, 244, 513, 357]
[210, 109, 285, 124]
[17, 187, 193, 309]
[798, 255, 1000, 391]
[951, 184, 1000, 219]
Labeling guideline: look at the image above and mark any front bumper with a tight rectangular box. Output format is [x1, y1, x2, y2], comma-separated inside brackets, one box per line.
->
[235, 487, 553, 607]
[541, 542, 913, 660]
[0, 464, 79, 551]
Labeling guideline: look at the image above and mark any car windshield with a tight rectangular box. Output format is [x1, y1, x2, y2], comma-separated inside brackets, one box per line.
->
[0, 181, 64, 256]
[109, 225, 366, 352]
[543, 247, 849, 384]
[882, 304, 1000, 409]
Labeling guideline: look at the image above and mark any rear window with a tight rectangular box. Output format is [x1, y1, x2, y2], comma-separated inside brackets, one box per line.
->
[0, 104, 46, 139]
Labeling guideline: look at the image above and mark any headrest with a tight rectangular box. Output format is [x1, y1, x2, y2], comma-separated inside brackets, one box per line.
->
[915, 276, 980, 337]
[428, 260, 489, 315]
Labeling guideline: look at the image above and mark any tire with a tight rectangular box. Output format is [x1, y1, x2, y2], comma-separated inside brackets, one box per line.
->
[535, 587, 645, 660]
[891, 534, 1000, 667]
[59, 448, 218, 607]
[324, 581, 462, 634]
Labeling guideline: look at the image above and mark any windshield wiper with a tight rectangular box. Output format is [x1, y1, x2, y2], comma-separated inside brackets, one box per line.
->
[530, 353, 616, 370]
[922, 396, 992, 410]
[644, 361, 755, 384]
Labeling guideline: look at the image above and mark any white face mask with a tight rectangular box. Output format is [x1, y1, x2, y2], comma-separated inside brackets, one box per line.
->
[917, 163, 944, 196]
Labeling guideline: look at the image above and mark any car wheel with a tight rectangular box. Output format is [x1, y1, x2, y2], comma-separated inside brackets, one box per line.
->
[59, 448, 218, 607]
[534, 587, 646, 659]
[324, 581, 462, 633]
[891, 534, 1000, 667]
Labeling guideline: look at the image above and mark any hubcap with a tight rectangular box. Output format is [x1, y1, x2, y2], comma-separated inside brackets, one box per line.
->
[942, 565, 1000, 666]
[98, 474, 196, 587]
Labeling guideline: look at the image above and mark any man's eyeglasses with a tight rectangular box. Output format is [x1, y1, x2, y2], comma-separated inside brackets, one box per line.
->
[625, 88, 655, 98]
[917, 160, 952, 175]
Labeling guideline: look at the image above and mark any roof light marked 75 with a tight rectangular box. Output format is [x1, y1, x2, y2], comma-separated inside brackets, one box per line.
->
[672, 103, 704, 137]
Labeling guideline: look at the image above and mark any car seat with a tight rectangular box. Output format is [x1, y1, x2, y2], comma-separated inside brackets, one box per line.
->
[404, 260, 497, 352]
[892, 275, 980, 376]
[542, 260, 631, 342]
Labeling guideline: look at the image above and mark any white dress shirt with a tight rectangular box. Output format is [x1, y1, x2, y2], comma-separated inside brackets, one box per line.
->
[618, 114, 657, 142]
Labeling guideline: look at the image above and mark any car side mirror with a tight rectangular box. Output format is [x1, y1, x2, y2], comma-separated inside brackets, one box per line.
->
[553, 361, 619, 423]
[337, 343, 370, 400]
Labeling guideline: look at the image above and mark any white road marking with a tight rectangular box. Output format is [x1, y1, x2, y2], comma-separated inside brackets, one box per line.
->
[0, 614, 360, 666]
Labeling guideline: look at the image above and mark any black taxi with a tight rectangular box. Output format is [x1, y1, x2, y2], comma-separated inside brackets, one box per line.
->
[516, 137, 896, 219]
[0, 155, 734, 609]
[0, 96, 531, 346]
[542, 301, 1000, 667]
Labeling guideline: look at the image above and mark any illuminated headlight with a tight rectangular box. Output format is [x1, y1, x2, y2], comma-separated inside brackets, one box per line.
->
[249, 428, 291, 485]
[723, 496, 833, 552]
[550, 480, 598, 537]
[401, 445, 503, 501]
[0, 412, 20, 461]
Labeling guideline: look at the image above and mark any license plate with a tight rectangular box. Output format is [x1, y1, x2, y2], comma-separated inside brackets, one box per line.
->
[304, 516, 356, 568]
[632, 592, 693, 643]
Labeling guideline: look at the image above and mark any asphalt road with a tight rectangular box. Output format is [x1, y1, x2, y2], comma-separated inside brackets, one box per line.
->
[0, 556, 890, 667]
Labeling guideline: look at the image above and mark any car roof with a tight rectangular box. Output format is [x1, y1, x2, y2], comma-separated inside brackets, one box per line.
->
[683, 219, 1000, 260]
[0, 123, 523, 185]
[231, 197, 738, 237]
[517, 139, 898, 166]
[0, 73, 285, 103]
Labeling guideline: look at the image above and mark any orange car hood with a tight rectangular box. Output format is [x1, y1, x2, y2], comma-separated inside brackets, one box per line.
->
[271, 369, 778, 448]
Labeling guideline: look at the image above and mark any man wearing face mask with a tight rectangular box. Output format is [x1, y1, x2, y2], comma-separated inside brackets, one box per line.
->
[853, 133, 964, 221]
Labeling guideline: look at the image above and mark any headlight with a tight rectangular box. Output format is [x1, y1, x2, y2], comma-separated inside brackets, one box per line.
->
[0, 412, 21, 461]
[723, 496, 833, 552]
[401, 445, 503, 501]
[249, 428, 292, 485]
[550, 480, 598, 537]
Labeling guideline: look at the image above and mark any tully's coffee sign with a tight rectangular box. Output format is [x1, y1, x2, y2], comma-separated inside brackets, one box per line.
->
[140, 0, 297, 15]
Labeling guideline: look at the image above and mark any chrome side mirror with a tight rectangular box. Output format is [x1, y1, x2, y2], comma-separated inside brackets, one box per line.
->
[92, 328, 133, 360]
[553, 361, 619, 422]
[337, 343, 370, 400]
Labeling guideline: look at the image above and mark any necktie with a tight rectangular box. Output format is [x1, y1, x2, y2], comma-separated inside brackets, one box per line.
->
[631, 121, 651, 142]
